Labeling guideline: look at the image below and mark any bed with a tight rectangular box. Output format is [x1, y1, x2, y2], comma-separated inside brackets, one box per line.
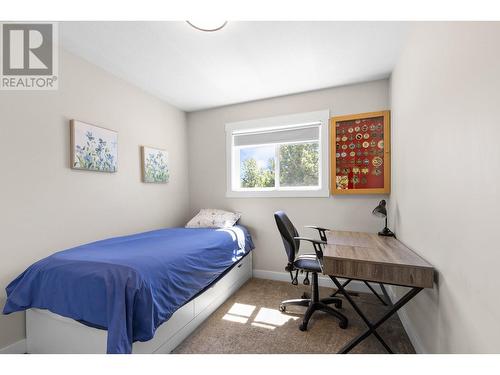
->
[3, 226, 254, 354]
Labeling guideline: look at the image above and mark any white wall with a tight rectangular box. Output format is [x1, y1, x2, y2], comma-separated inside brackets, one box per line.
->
[187, 80, 390, 273]
[390, 22, 500, 353]
[0, 50, 190, 349]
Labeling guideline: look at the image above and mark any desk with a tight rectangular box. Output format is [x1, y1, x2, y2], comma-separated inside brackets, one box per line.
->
[323, 230, 434, 354]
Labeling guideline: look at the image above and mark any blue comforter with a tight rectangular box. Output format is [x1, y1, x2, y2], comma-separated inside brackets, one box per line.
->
[3, 226, 254, 354]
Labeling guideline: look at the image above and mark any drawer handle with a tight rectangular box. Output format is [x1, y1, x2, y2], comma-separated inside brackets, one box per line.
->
[237, 264, 243, 268]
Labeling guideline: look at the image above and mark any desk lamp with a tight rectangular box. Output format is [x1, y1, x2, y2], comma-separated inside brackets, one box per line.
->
[372, 200, 395, 237]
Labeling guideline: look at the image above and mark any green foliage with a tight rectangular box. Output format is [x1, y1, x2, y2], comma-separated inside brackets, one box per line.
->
[240, 158, 275, 188]
[240, 142, 319, 188]
[279, 143, 319, 187]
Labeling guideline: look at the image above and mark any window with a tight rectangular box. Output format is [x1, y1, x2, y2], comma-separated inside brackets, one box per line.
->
[226, 110, 329, 197]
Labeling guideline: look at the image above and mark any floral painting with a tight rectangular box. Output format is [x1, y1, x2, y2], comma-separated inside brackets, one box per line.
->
[70, 120, 117, 172]
[142, 146, 169, 183]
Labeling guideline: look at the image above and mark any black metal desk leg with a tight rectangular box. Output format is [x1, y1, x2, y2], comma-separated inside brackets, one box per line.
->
[329, 276, 393, 353]
[333, 279, 390, 307]
[379, 284, 393, 307]
[363, 281, 388, 306]
[329, 278, 352, 298]
[329, 276, 422, 354]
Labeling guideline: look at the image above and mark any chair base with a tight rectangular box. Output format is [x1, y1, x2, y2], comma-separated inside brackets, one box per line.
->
[280, 299, 348, 330]
[279, 272, 348, 331]
[280, 296, 342, 310]
[300, 302, 349, 331]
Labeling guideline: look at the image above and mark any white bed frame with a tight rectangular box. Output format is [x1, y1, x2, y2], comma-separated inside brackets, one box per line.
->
[26, 252, 253, 354]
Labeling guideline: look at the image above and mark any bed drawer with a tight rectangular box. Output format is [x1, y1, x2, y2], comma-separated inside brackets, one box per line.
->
[133, 300, 194, 354]
[216, 254, 252, 292]
[27, 300, 196, 354]
[193, 253, 252, 316]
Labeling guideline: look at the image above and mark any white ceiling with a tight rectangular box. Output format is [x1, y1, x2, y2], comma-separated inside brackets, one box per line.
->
[61, 22, 408, 112]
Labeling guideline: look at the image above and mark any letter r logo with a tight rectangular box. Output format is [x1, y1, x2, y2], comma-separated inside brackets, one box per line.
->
[2, 23, 53, 75]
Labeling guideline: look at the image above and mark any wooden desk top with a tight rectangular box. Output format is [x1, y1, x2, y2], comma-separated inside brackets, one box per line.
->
[323, 230, 435, 288]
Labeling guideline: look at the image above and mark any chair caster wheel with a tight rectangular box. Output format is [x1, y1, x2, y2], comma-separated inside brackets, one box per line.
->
[301, 293, 309, 299]
[339, 320, 348, 329]
[335, 301, 342, 309]
[299, 323, 308, 332]
[279, 304, 286, 312]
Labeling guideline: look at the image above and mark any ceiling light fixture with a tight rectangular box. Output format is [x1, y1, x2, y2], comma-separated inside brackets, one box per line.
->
[186, 20, 227, 32]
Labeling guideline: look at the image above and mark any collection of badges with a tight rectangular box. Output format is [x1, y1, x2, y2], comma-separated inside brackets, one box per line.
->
[335, 117, 385, 190]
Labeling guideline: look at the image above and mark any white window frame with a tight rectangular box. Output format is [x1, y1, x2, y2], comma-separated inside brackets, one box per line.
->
[225, 110, 330, 198]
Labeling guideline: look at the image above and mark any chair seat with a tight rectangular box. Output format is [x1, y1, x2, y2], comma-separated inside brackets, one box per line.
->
[293, 253, 322, 272]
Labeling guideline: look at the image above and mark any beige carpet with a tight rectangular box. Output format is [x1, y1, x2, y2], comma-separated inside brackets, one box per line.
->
[173, 278, 415, 354]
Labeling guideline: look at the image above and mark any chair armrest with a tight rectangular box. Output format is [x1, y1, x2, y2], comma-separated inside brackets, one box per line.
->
[294, 237, 326, 266]
[304, 225, 330, 232]
[304, 225, 330, 242]
[294, 236, 327, 245]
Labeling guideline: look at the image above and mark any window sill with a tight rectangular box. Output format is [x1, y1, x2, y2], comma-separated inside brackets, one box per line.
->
[226, 188, 330, 198]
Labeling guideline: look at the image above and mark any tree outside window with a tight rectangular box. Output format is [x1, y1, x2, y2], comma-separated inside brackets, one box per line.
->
[239, 142, 319, 189]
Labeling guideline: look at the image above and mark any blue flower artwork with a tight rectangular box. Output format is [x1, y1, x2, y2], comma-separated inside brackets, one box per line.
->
[142, 146, 169, 183]
[71, 120, 118, 173]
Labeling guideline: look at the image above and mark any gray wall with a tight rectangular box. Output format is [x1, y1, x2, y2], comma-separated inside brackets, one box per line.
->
[390, 22, 500, 353]
[0, 50, 190, 349]
[187, 80, 390, 273]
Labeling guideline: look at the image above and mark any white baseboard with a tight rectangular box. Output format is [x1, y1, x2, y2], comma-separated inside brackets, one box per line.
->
[0, 339, 27, 354]
[386, 286, 425, 354]
[253, 269, 382, 294]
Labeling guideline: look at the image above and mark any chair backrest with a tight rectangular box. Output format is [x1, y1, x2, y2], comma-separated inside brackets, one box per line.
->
[274, 211, 300, 267]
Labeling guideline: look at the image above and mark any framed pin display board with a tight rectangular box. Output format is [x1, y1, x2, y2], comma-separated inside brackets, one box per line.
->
[330, 111, 390, 195]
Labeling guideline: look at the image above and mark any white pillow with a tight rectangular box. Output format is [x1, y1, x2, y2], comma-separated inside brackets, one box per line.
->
[185, 209, 241, 228]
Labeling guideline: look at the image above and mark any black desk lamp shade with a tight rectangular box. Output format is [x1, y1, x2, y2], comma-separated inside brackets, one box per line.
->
[372, 200, 395, 237]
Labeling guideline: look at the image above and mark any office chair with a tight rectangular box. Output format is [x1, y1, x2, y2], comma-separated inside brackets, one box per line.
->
[274, 211, 348, 331]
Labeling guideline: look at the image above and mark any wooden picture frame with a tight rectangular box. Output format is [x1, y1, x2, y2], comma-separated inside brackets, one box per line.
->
[330, 111, 390, 195]
[70, 120, 118, 173]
